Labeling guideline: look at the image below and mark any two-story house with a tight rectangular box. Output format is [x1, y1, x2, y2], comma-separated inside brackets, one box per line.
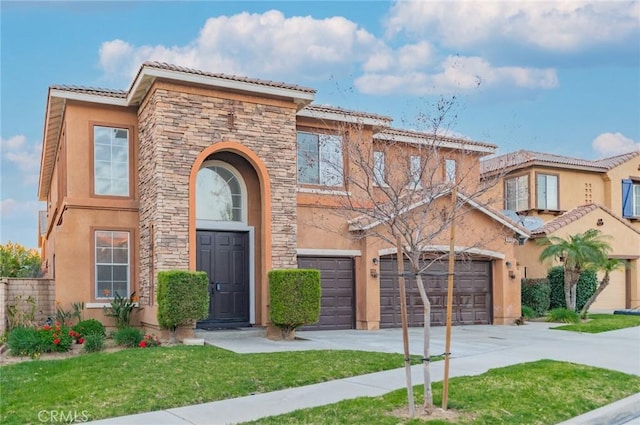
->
[38, 62, 526, 334]
[481, 150, 640, 311]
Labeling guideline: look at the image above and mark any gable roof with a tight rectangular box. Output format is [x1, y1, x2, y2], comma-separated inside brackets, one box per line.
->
[530, 203, 640, 238]
[39, 62, 318, 200]
[348, 189, 529, 238]
[480, 149, 640, 176]
[375, 128, 497, 154]
[297, 104, 393, 128]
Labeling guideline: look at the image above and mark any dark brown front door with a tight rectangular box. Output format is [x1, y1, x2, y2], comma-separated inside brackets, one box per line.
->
[196, 230, 250, 325]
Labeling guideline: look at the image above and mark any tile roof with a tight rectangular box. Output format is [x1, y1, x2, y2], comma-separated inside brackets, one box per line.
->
[50, 85, 127, 98]
[301, 104, 393, 123]
[376, 128, 497, 149]
[530, 203, 640, 237]
[481, 149, 640, 175]
[140, 61, 317, 94]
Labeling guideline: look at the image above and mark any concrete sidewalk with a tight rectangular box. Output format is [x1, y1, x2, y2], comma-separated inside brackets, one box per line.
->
[88, 323, 640, 425]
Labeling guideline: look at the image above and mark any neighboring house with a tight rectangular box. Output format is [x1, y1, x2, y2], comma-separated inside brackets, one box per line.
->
[481, 150, 640, 310]
[38, 61, 525, 333]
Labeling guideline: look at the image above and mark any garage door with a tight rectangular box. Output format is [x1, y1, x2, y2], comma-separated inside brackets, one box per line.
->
[380, 257, 492, 327]
[297, 257, 355, 330]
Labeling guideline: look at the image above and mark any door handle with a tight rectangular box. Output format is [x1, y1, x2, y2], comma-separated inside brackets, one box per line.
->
[216, 282, 221, 291]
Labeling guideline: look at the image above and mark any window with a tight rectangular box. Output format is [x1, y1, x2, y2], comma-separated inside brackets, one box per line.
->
[95, 230, 129, 299]
[445, 159, 457, 183]
[409, 155, 421, 187]
[536, 174, 558, 210]
[373, 151, 386, 186]
[94, 126, 129, 196]
[196, 162, 244, 222]
[622, 179, 640, 218]
[505, 175, 529, 211]
[297, 132, 343, 186]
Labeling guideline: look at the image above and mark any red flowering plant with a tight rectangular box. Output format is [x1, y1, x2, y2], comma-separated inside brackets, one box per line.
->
[138, 334, 161, 348]
[38, 321, 73, 352]
[69, 329, 85, 344]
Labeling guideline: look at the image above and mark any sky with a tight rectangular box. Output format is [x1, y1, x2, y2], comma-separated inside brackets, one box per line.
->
[1, 0, 639, 249]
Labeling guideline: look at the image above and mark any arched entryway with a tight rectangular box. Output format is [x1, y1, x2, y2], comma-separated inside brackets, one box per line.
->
[189, 143, 270, 329]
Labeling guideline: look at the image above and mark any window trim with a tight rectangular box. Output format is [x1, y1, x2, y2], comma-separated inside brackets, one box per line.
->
[91, 227, 136, 302]
[196, 160, 248, 225]
[373, 150, 387, 187]
[535, 172, 560, 210]
[89, 121, 135, 199]
[623, 178, 640, 218]
[296, 130, 345, 188]
[504, 173, 530, 212]
[444, 158, 457, 183]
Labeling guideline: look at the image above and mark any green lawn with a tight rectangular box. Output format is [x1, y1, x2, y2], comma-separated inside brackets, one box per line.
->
[246, 360, 640, 424]
[552, 313, 640, 333]
[0, 345, 419, 424]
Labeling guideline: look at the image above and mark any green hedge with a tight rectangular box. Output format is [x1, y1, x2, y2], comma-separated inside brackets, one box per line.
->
[548, 266, 597, 311]
[521, 278, 550, 316]
[269, 269, 321, 338]
[157, 270, 209, 331]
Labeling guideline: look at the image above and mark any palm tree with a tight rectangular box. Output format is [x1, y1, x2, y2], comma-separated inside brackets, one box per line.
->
[579, 258, 626, 317]
[539, 229, 611, 311]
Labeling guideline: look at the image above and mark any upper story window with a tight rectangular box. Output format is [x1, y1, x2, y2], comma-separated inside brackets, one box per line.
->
[94, 126, 129, 196]
[297, 132, 343, 187]
[622, 179, 640, 218]
[196, 161, 245, 222]
[409, 155, 421, 187]
[445, 159, 457, 183]
[95, 230, 129, 299]
[373, 151, 386, 186]
[536, 173, 559, 210]
[93, 126, 129, 196]
[505, 175, 529, 211]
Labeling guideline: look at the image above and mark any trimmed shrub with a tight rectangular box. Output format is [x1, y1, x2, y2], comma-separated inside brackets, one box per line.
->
[548, 266, 598, 311]
[7, 324, 73, 357]
[83, 333, 105, 353]
[521, 305, 536, 319]
[72, 319, 106, 337]
[521, 278, 551, 316]
[114, 327, 143, 348]
[157, 271, 209, 341]
[547, 308, 581, 324]
[269, 269, 321, 339]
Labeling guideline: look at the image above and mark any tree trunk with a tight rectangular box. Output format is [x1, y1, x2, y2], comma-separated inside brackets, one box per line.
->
[580, 272, 611, 317]
[415, 273, 434, 412]
[563, 268, 572, 310]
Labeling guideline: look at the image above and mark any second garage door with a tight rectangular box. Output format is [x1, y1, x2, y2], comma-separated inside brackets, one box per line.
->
[380, 257, 492, 327]
[297, 256, 355, 330]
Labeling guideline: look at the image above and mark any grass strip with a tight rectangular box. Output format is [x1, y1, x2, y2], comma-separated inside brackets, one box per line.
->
[0, 345, 419, 424]
[246, 360, 640, 424]
[552, 313, 640, 333]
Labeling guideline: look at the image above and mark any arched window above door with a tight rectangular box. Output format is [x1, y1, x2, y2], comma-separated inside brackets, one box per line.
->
[196, 160, 246, 223]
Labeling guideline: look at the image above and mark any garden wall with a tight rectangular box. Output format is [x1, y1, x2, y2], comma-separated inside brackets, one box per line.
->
[1, 278, 55, 334]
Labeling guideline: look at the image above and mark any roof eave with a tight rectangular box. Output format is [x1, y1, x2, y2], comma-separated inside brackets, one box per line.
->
[297, 108, 392, 128]
[127, 65, 316, 109]
[374, 133, 496, 154]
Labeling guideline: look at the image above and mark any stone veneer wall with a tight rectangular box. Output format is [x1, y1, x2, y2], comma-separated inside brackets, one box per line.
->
[137, 86, 299, 307]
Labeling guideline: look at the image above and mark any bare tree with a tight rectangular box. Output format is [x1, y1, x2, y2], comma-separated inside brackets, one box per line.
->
[299, 97, 510, 414]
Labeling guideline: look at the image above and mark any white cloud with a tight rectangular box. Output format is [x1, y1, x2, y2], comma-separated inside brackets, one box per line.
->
[592, 132, 640, 156]
[385, 1, 640, 52]
[1, 134, 42, 185]
[99, 10, 381, 82]
[356, 55, 558, 95]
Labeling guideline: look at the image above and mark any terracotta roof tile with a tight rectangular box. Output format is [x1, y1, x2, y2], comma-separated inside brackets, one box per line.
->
[376, 128, 497, 149]
[481, 149, 640, 175]
[301, 104, 393, 122]
[530, 203, 640, 237]
[142, 61, 316, 94]
[50, 85, 127, 98]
